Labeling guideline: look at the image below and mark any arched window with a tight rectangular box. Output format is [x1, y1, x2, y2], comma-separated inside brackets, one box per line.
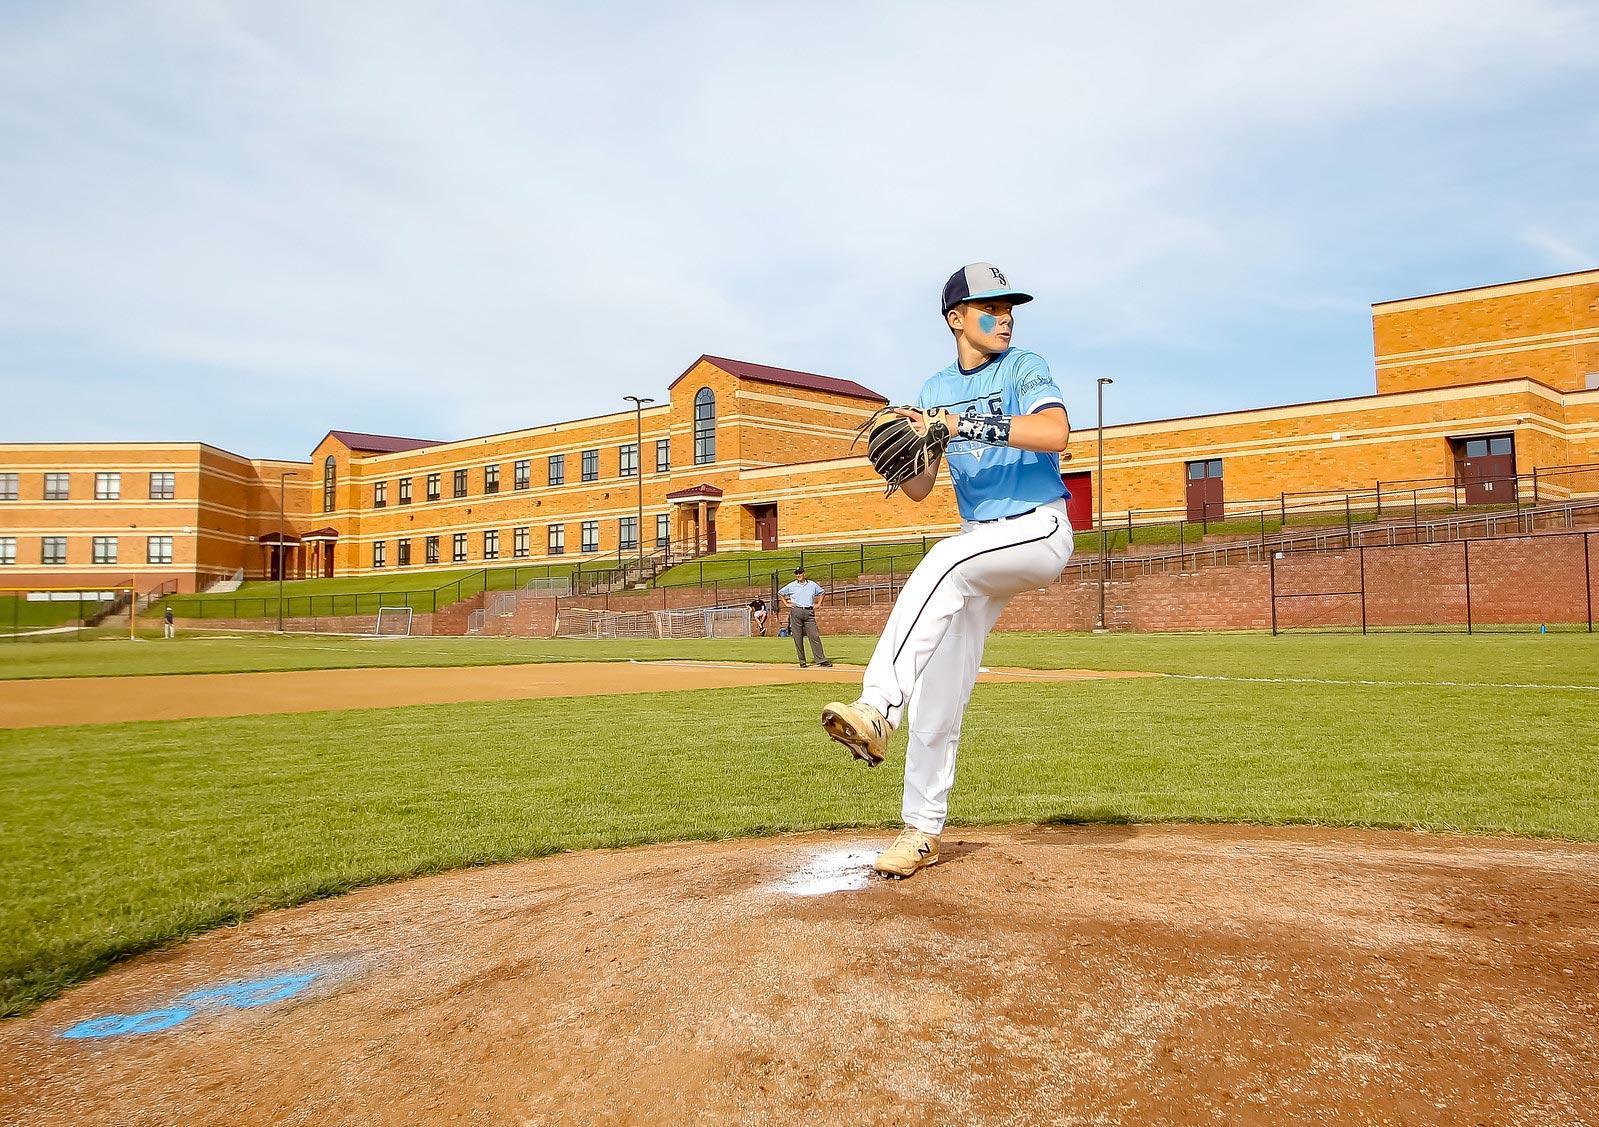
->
[323, 455, 337, 513]
[693, 388, 716, 465]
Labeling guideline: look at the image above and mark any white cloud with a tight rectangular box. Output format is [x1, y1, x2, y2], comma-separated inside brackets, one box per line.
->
[1, 0, 1595, 454]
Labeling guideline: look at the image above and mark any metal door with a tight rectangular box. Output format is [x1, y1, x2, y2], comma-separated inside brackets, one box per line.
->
[1185, 459, 1224, 522]
[750, 504, 778, 551]
[1062, 471, 1093, 531]
[1456, 434, 1516, 505]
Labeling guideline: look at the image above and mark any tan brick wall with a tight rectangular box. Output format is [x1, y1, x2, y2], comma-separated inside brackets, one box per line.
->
[1374, 271, 1599, 395]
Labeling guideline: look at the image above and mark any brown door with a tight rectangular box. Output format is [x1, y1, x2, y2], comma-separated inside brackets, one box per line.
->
[1185, 459, 1224, 521]
[750, 504, 778, 551]
[1456, 434, 1516, 505]
[706, 506, 718, 553]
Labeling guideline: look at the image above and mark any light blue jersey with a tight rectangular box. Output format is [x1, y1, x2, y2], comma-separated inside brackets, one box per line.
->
[917, 348, 1070, 521]
[780, 578, 823, 607]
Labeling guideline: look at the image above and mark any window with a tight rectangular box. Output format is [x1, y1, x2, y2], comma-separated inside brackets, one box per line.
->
[399, 477, 413, 505]
[0, 473, 16, 501]
[655, 439, 670, 474]
[397, 539, 412, 566]
[373, 541, 387, 568]
[485, 464, 501, 494]
[483, 529, 500, 560]
[453, 468, 468, 498]
[513, 526, 530, 558]
[42, 536, 67, 565]
[93, 536, 117, 564]
[514, 460, 531, 490]
[44, 473, 69, 501]
[1186, 459, 1223, 480]
[548, 454, 565, 486]
[0, 537, 14, 566]
[581, 520, 599, 553]
[323, 455, 337, 513]
[452, 532, 468, 562]
[656, 513, 670, 548]
[619, 443, 638, 478]
[694, 388, 716, 464]
[548, 524, 565, 555]
[95, 472, 121, 501]
[427, 473, 441, 502]
[147, 536, 173, 565]
[426, 535, 440, 565]
[374, 481, 388, 508]
[581, 449, 599, 482]
[619, 516, 638, 551]
[149, 472, 175, 500]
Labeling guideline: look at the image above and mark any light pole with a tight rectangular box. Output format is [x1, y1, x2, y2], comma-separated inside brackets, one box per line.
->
[277, 471, 296, 633]
[1096, 378, 1114, 632]
[623, 395, 654, 574]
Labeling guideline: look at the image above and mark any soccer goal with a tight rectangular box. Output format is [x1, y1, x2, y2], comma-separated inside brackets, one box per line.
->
[655, 605, 752, 640]
[374, 607, 414, 637]
[554, 607, 661, 639]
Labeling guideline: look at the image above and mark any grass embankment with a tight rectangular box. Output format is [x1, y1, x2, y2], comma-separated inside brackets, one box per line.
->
[149, 559, 620, 619]
[2, 633, 1596, 1016]
[0, 596, 116, 633]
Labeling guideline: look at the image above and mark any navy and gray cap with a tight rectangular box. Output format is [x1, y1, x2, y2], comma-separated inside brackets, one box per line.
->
[941, 262, 1033, 315]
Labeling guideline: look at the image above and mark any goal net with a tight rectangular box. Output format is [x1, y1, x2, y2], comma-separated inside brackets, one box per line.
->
[555, 607, 659, 639]
[374, 607, 414, 637]
[655, 605, 752, 639]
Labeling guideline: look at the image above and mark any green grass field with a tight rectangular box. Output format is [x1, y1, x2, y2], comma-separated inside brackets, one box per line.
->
[2, 632, 1596, 1017]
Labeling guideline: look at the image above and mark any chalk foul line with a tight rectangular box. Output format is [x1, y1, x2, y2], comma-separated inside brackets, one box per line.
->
[1161, 673, 1599, 692]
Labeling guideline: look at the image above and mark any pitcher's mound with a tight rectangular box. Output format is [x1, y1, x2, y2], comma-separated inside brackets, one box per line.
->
[5, 825, 1597, 1125]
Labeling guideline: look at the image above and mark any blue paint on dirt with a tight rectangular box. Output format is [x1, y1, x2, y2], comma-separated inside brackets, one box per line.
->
[59, 970, 325, 1041]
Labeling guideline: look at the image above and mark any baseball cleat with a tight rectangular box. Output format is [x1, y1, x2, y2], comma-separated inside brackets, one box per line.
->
[873, 826, 939, 878]
[820, 699, 889, 767]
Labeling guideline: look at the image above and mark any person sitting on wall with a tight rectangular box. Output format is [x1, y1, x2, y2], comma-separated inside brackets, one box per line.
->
[749, 597, 770, 636]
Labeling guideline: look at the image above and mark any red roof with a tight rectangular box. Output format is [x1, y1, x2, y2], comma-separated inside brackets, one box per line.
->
[672, 355, 885, 402]
[324, 429, 441, 454]
[665, 483, 725, 501]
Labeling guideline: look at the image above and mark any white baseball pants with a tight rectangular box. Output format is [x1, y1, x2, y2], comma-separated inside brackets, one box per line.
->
[857, 499, 1073, 835]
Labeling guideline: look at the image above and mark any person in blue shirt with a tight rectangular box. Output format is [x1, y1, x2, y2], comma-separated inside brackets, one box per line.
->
[823, 262, 1074, 878]
[778, 567, 832, 668]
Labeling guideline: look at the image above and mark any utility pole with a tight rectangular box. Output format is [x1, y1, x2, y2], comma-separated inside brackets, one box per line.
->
[1096, 377, 1114, 632]
[277, 470, 296, 633]
[623, 395, 654, 576]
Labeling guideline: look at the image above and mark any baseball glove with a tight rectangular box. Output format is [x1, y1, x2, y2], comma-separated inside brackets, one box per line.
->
[854, 407, 951, 496]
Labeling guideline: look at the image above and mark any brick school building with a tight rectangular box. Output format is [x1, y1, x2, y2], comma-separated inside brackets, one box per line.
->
[3, 270, 1596, 594]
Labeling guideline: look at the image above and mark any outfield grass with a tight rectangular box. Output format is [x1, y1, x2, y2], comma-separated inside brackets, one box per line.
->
[2, 644, 1595, 1017]
[3, 629, 1596, 686]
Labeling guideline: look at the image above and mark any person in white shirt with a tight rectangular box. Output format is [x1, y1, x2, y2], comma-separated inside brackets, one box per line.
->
[777, 567, 832, 668]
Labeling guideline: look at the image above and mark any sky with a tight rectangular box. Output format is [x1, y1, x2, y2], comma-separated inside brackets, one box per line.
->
[2, 1, 1597, 460]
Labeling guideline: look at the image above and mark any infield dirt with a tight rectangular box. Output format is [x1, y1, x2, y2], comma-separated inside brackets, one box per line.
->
[4, 824, 1595, 1125]
[0, 660, 1151, 728]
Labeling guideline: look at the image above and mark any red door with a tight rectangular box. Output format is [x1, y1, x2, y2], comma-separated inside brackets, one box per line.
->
[706, 506, 718, 553]
[1456, 434, 1516, 505]
[1185, 459, 1224, 521]
[1062, 471, 1093, 531]
[750, 504, 778, 550]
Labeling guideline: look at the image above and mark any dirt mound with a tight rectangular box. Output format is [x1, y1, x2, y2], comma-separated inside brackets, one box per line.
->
[4, 825, 1597, 1125]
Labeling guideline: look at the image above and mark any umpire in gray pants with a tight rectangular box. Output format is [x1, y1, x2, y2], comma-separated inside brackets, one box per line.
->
[779, 567, 831, 668]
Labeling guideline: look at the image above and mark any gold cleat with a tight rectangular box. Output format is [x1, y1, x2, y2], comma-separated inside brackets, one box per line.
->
[821, 699, 890, 767]
[873, 826, 939, 879]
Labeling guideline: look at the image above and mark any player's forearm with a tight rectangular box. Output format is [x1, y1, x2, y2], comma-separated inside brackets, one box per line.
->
[900, 456, 940, 502]
[1004, 408, 1069, 453]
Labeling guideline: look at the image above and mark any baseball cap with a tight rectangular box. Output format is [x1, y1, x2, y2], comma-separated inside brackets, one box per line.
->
[941, 262, 1033, 314]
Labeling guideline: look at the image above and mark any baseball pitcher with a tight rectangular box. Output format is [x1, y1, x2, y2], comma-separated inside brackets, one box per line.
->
[822, 262, 1074, 878]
